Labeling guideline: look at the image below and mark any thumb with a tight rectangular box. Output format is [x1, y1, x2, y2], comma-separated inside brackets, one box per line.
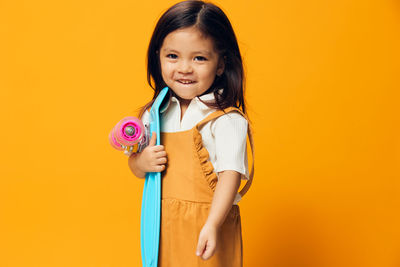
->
[148, 131, 157, 146]
[196, 237, 206, 257]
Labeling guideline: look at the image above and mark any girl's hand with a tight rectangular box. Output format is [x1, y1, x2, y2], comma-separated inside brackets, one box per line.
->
[196, 222, 219, 260]
[128, 132, 167, 177]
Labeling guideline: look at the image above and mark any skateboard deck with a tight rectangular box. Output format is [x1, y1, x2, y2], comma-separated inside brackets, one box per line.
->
[140, 87, 169, 267]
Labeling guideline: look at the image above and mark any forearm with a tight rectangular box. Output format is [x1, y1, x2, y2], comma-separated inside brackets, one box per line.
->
[128, 153, 146, 178]
[205, 170, 241, 228]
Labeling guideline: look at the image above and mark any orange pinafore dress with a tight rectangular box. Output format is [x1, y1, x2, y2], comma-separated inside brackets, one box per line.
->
[158, 107, 254, 267]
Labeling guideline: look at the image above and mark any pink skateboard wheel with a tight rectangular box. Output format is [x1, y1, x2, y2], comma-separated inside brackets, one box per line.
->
[109, 127, 124, 150]
[109, 117, 145, 151]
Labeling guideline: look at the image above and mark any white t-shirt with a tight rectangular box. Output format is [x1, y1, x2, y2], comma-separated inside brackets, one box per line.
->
[141, 90, 249, 204]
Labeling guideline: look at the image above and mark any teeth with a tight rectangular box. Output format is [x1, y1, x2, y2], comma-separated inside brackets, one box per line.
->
[179, 80, 194, 84]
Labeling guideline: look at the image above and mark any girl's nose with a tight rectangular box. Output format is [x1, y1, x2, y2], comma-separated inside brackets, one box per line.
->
[177, 60, 193, 73]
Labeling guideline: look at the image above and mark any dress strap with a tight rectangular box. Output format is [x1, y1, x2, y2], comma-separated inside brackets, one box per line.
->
[195, 107, 255, 198]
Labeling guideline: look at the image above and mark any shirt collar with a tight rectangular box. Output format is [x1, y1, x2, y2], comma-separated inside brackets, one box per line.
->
[160, 88, 223, 113]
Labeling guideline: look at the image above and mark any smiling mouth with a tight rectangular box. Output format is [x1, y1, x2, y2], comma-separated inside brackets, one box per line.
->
[177, 80, 196, 84]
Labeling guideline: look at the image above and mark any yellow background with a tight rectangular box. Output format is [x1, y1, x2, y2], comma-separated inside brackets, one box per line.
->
[1, 0, 399, 266]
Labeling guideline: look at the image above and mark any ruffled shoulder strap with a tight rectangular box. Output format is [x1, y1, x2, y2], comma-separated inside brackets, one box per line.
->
[195, 107, 255, 198]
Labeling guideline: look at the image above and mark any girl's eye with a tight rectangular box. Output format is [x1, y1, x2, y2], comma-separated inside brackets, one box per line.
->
[194, 56, 207, 61]
[166, 54, 178, 59]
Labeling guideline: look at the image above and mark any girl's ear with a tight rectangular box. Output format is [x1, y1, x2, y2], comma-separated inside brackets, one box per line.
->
[216, 56, 226, 76]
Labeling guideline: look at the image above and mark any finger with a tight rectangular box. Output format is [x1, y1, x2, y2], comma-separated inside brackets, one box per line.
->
[156, 157, 167, 164]
[150, 164, 165, 173]
[153, 145, 165, 152]
[149, 132, 157, 147]
[196, 237, 206, 257]
[155, 151, 167, 158]
[156, 165, 165, 172]
[202, 241, 216, 260]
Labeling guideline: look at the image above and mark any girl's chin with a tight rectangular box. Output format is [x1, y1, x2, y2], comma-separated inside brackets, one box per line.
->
[175, 94, 195, 102]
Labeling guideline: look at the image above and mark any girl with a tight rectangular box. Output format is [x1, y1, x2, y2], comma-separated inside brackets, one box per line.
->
[128, 1, 254, 266]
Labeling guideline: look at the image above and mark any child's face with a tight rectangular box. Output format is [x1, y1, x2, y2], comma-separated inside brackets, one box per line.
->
[159, 26, 224, 102]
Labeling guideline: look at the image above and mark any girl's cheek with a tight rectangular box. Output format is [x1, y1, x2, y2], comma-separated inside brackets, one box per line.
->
[162, 62, 174, 72]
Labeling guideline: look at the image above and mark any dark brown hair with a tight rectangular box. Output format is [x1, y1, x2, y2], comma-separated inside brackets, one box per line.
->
[139, 0, 246, 117]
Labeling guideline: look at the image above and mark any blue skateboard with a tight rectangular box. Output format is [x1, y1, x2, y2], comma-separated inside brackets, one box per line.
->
[140, 87, 169, 267]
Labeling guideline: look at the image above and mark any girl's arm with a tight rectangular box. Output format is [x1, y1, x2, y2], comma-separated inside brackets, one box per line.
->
[196, 170, 241, 260]
[127, 153, 147, 178]
[127, 132, 167, 178]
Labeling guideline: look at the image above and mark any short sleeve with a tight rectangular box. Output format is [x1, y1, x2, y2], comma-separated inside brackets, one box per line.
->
[212, 112, 249, 180]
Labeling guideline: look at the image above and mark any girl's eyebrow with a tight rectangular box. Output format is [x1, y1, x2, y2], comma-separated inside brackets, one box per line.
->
[163, 48, 211, 56]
